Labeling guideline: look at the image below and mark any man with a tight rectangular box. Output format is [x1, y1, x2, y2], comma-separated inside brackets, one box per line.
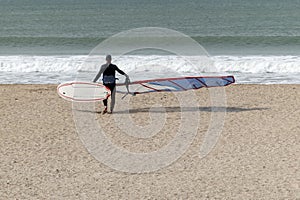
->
[93, 55, 129, 114]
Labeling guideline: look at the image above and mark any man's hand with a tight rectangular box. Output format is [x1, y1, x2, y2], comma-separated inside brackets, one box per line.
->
[125, 74, 130, 84]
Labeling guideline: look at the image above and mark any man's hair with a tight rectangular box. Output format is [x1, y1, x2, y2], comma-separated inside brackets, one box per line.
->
[106, 55, 112, 60]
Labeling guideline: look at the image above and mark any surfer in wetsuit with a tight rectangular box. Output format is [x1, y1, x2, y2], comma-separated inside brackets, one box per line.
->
[93, 55, 129, 114]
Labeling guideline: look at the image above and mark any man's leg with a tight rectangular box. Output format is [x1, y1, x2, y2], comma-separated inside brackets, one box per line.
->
[102, 99, 108, 113]
[102, 84, 109, 113]
[110, 85, 116, 113]
[103, 99, 108, 107]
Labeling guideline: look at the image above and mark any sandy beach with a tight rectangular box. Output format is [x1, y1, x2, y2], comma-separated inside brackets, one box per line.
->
[0, 84, 299, 199]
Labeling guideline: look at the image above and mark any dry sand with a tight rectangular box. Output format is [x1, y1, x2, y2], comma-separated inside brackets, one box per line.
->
[0, 84, 299, 199]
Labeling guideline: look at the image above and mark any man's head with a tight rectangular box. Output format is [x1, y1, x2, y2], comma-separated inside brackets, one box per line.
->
[106, 55, 112, 63]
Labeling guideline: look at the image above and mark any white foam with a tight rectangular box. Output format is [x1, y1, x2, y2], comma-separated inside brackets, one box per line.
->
[214, 55, 300, 73]
[0, 55, 300, 84]
[1, 55, 300, 74]
[0, 55, 87, 73]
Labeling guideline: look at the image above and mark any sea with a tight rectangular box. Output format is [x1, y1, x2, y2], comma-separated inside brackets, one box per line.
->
[1, 0, 300, 84]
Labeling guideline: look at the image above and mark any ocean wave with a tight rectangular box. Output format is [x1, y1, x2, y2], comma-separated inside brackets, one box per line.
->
[0, 55, 300, 74]
[0, 55, 86, 72]
[194, 36, 300, 46]
[0, 37, 102, 47]
[214, 56, 300, 73]
[1, 36, 300, 47]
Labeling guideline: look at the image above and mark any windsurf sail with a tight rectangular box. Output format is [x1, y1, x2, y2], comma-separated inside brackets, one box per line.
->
[116, 76, 235, 95]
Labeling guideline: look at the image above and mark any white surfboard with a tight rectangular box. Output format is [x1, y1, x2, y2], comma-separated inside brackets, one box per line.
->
[57, 82, 111, 102]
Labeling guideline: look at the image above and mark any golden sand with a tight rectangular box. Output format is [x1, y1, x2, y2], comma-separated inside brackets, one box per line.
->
[0, 84, 299, 199]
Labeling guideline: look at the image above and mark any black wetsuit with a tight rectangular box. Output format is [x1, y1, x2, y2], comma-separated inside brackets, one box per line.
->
[93, 63, 125, 110]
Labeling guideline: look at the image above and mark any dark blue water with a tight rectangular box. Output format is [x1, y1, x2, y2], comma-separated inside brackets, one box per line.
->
[1, 0, 300, 55]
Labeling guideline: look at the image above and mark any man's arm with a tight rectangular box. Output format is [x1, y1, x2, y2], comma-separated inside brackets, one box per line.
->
[115, 65, 126, 76]
[115, 66, 129, 79]
[93, 65, 105, 82]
